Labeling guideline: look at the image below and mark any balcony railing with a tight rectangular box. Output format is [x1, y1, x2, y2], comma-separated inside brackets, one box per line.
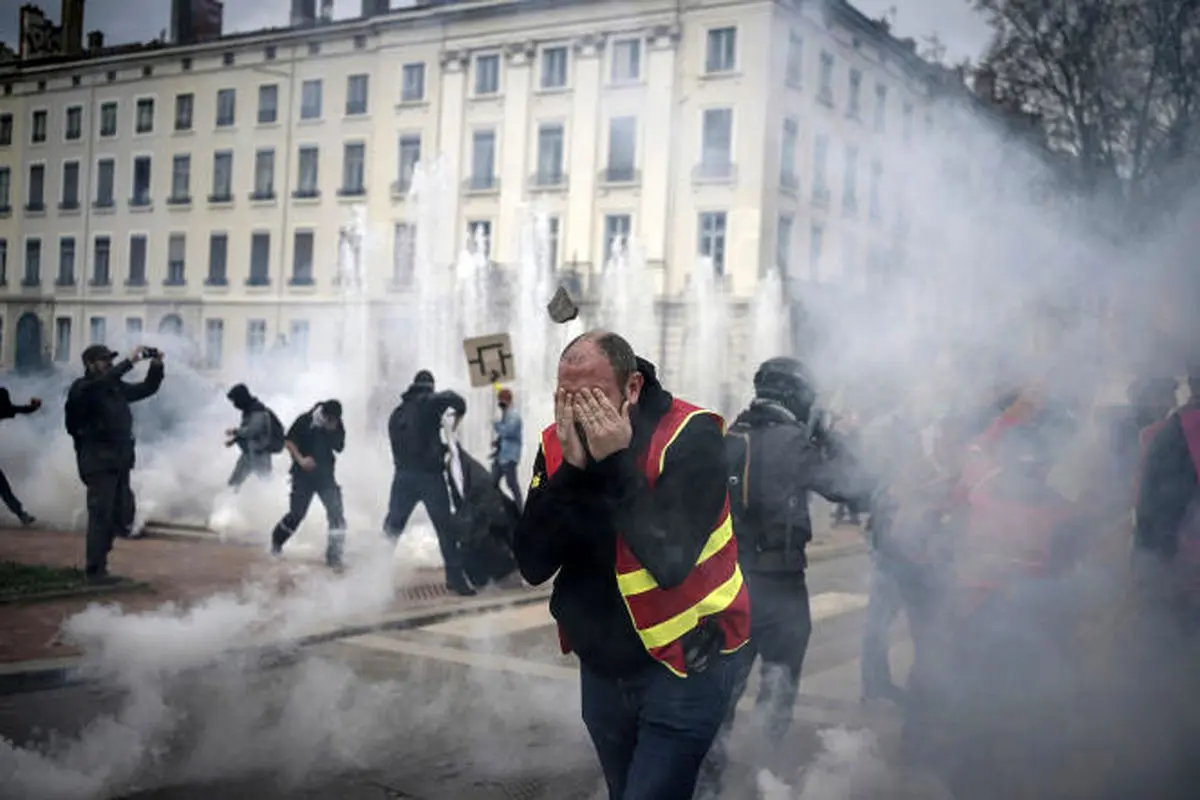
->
[24, 201, 45, 213]
[93, 198, 115, 210]
[207, 192, 233, 204]
[692, 160, 737, 184]
[167, 194, 192, 206]
[250, 190, 275, 202]
[58, 199, 80, 211]
[391, 177, 413, 197]
[55, 274, 76, 287]
[780, 172, 800, 193]
[463, 175, 499, 193]
[129, 193, 152, 208]
[0, 204, 11, 217]
[599, 166, 640, 185]
[842, 195, 858, 216]
[528, 171, 567, 190]
[337, 185, 366, 198]
[811, 185, 831, 207]
[292, 187, 320, 200]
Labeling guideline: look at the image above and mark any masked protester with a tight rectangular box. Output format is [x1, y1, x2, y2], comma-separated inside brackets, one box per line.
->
[491, 386, 524, 510]
[224, 383, 281, 488]
[271, 400, 347, 569]
[1136, 365, 1200, 624]
[515, 330, 751, 800]
[0, 388, 43, 526]
[940, 415, 1084, 798]
[64, 344, 165, 584]
[698, 357, 872, 796]
[384, 370, 472, 595]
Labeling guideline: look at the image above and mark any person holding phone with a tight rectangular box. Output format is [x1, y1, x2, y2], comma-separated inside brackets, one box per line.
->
[64, 344, 165, 584]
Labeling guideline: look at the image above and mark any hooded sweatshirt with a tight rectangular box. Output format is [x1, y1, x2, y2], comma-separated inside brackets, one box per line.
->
[388, 381, 468, 473]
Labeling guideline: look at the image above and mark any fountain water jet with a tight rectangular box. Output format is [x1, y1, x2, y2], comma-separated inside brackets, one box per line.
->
[597, 236, 658, 359]
[679, 258, 730, 411]
[751, 266, 789, 368]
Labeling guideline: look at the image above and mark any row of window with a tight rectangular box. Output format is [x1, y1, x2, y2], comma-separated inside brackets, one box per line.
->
[0, 137, 397, 212]
[46, 313, 310, 370]
[781, 122, 888, 220]
[0, 208, 735, 293]
[775, 213, 891, 283]
[0, 113, 888, 219]
[1, 70, 415, 146]
[1, 229, 327, 289]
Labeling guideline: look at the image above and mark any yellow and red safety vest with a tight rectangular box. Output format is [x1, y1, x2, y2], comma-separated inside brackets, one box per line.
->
[539, 398, 751, 677]
[953, 468, 1076, 614]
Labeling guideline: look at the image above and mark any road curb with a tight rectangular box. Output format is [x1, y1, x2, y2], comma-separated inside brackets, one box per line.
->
[0, 586, 553, 696]
[0, 544, 864, 696]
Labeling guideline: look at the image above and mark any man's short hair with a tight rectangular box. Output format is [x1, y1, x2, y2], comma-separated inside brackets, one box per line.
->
[562, 330, 638, 386]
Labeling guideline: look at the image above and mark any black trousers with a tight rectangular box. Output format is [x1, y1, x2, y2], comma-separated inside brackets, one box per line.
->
[272, 476, 346, 564]
[84, 469, 136, 576]
[0, 466, 28, 518]
[384, 469, 463, 581]
[699, 570, 812, 795]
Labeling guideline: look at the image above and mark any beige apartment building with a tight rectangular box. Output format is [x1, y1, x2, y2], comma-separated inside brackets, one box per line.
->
[0, 0, 985, 378]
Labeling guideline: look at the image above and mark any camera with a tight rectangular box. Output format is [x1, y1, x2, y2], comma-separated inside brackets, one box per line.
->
[142, 346, 162, 360]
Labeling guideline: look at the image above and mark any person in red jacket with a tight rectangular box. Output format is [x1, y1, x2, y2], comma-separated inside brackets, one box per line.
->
[514, 330, 750, 800]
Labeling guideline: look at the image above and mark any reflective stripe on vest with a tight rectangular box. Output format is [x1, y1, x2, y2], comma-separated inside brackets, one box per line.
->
[538, 398, 751, 676]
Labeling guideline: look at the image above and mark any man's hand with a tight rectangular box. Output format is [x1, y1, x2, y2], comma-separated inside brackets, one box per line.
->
[29, 398, 42, 410]
[576, 388, 631, 462]
[128, 347, 144, 363]
[554, 388, 587, 468]
[299, 456, 317, 472]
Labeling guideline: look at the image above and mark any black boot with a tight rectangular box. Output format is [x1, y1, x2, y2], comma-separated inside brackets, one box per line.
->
[270, 524, 291, 556]
[18, 512, 35, 526]
[447, 571, 476, 597]
[325, 532, 345, 571]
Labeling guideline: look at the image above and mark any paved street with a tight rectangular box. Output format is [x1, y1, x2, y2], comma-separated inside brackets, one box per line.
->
[0, 548, 904, 800]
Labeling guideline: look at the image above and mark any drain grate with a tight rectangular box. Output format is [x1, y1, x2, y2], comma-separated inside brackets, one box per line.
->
[401, 582, 452, 602]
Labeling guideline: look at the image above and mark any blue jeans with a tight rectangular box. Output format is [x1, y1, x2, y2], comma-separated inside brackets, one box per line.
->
[580, 650, 745, 800]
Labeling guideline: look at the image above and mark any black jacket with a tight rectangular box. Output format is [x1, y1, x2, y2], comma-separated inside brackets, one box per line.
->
[286, 407, 346, 481]
[726, 399, 871, 573]
[448, 446, 519, 587]
[389, 384, 467, 473]
[64, 360, 164, 478]
[1136, 404, 1200, 559]
[513, 359, 727, 678]
[0, 390, 38, 421]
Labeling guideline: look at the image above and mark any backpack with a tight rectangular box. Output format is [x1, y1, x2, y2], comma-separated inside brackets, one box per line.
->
[265, 408, 287, 454]
[725, 425, 756, 531]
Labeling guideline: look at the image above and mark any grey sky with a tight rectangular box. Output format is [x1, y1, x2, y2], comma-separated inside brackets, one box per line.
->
[1, 0, 992, 62]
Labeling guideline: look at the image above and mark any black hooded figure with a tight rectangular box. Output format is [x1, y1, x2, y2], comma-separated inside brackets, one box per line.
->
[384, 369, 472, 595]
[271, 400, 347, 569]
[0, 388, 43, 525]
[225, 383, 273, 488]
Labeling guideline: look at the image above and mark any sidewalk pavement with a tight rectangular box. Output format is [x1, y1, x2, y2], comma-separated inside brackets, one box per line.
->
[0, 515, 865, 693]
